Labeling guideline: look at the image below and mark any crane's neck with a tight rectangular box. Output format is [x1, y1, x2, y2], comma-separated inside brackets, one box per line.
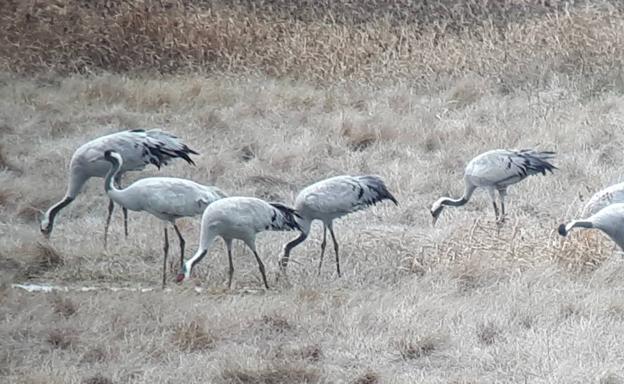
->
[438, 183, 476, 208]
[104, 156, 130, 207]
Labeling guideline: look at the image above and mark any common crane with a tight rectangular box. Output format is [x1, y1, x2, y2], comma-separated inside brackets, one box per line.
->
[40, 129, 198, 245]
[279, 175, 398, 277]
[176, 197, 301, 289]
[430, 149, 556, 225]
[558, 203, 624, 251]
[103, 150, 226, 288]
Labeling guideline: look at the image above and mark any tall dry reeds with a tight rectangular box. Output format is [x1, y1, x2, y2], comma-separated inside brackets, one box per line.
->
[2, 0, 624, 87]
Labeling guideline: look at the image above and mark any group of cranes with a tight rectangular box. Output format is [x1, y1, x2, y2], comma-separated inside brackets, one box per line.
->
[40, 130, 399, 288]
[40, 129, 624, 290]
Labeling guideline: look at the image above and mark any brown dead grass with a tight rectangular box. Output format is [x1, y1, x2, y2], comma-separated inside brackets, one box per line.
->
[396, 334, 442, 360]
[476, 321, 503, 346]
[20, 242, 63, 278]
[352, 371, 380, 384]
[50, 294, 77, 318]
[172, 318, 216, 352]
[47, 328, 78, 350]
[81, 374, 114, 384]
[553, 230, 612, 272]
[2, 0, 624, 88]
[220, 363, 321, 384]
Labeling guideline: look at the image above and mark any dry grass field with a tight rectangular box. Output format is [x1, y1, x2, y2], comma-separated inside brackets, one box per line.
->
[3, 1, 624, 383]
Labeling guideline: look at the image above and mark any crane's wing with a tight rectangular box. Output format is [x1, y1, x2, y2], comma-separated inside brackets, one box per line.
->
[582, 181, 624, 217]
[79, 129, 199, 172]
[468, 149, 556, 185]
[299, 175, 397, 215]
[127, 178, 213, 218]
[196, 186, 228, 209]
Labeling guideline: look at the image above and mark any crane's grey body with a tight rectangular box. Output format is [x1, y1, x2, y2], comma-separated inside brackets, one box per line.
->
[40, 129, 198, 244]
[581, 181, 624, 217]
[104, 151, 225, 288]
[178, 196, 301, 289]
[108, 177, 223, 221]
[280, 175, 398, 276]
[558, 203, 624, 251]
[430, 149, 556, 225]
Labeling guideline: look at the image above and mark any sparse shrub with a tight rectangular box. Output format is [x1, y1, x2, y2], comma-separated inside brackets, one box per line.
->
[0, 189, 12, 207]
[352, 371, 379, 384]
[82, 374, 114, 384]
[553, 230, 611, 272]
[51, 294, 77, 318]
[396, 334, 441, 360]
[172, 318, 216, 352]
[47, 328, 77, 350]
[560, 303, 581, 320]
[221, 363, 320, 384]
[81, 346, 109, 364]
[239, 143, 258, 162]
[22, 242, 64, 277]
[476, 321, 502, 346]
[297, 345, 322, 362]
[260, 314, 291, 333]
[275, 344, 322, 363]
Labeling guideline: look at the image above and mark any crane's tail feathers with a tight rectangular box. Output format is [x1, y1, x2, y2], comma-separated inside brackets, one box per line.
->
[269, 203, 302, 231]
[143, 129, 199, 167]
[517, 149, 557, 176]
[356, 175, 399, 206]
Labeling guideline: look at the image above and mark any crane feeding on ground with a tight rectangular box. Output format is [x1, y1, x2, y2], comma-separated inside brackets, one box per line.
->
[558, 203, 624, 251]
[279, 175, 398, 277]
[430, 148, 556, 225]
[103, 150, 226, 288]
[40, 129, 198, 245]
[176, 196, 301, 289]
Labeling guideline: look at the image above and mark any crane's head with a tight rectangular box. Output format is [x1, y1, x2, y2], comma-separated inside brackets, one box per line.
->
[175, 264, 190, 283]
[557, 223, 569, 237]
[40, 214, 52, 238]
[177, 249, 208, 283]
[430, 198, 446, 226]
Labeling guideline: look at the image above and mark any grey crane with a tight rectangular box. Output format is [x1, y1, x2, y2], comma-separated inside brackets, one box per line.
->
[40, 129, 198, 245]
[430, 149, 556, 225]
[103, 150, 226, 287]
[580, 181, 624, 218]
[558, 203, 624, 251]
[279, 175, 398, 277]
[176, 197, 301, 289]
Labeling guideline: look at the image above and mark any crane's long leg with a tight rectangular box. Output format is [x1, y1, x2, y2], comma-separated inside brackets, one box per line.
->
[162, 227, 169, 289]
[487, 188, 500, 222]
[123, 208, 129, 238]
[115, 174, 129, 238]
[328, 223, 341, 277]
[318, 224, 327, 275]
[498, 188, 507, 224]
[173, 222, 185, 269]
[104, 199, 115, 248]
[224, 238, 234, 288]
[246, 241, 269, 289]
